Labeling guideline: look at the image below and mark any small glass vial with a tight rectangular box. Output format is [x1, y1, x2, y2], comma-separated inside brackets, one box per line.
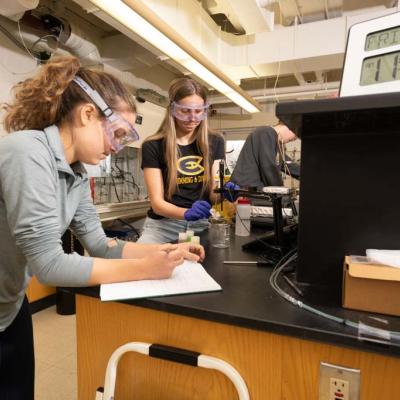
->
[178, 232, 188, 243]
[190, 236, 200, 244]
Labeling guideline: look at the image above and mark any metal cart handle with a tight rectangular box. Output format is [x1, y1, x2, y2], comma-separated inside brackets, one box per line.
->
[96, 341, 250, 400]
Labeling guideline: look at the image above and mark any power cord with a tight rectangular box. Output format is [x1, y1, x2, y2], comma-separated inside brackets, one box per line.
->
[117, 218, 140, 240]
[269, 251, 400, 342]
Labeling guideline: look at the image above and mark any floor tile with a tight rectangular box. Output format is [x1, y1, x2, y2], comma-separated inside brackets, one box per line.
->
[32, 306, 77, 400]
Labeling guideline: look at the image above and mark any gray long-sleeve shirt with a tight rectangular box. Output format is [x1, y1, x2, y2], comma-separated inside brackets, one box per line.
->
[0, 125, 125, 331]
[230, 126, 300, 188]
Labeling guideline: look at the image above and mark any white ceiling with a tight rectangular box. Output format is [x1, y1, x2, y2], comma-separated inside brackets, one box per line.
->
[10, 0, 400, 107]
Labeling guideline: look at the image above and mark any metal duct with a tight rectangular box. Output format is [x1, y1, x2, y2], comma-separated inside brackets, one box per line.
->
[63, 22, 101, 68]
[0, 7, 101, 67]
[0, 0, 39, 21]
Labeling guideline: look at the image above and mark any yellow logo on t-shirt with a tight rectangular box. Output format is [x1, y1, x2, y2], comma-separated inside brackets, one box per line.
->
[177, 155, 204, 176]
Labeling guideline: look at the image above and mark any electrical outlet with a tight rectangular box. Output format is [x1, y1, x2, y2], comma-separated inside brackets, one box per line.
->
[330, 377, 349, 400]
[319, 362, 360, 400]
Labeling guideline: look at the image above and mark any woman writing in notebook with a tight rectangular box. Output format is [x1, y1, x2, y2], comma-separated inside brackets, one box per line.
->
[0, 56, 204, 400]
[138, 78, 225, 243]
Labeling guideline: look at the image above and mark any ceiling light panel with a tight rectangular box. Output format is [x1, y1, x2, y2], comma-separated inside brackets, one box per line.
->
[88, 0, 261, 113]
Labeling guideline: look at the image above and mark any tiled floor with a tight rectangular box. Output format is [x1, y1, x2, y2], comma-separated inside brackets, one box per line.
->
[32, 306, 77, 400]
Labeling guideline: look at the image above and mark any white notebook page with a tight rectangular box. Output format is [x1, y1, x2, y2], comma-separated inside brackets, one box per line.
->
[100, 261, 222, 301]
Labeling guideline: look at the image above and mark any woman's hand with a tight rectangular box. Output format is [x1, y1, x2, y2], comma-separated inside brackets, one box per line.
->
[176, 242, 205, 262]
[159, 242, 205, 263]
[142, 248, 185, 279]
[184, 200, 211, 221]
[222, 181, 240, 202]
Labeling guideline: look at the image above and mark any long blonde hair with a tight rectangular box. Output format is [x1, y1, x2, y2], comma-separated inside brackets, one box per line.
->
[2, 56, 136, 133]
[144, 78, 218, 200]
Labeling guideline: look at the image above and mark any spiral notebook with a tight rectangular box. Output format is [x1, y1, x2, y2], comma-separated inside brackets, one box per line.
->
[100, 261, 222, 301]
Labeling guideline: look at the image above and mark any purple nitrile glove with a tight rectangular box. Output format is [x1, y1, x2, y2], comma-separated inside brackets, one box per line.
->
[184, 200, 211, 221]
[222, 181, 240, 202]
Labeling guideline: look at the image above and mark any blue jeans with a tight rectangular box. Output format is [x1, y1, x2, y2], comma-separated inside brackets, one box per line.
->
[137, 217, 210, 243]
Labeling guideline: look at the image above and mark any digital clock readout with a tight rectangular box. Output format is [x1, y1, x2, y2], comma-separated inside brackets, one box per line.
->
[365, 25, 400, 51]
[360, 51, 400, 85]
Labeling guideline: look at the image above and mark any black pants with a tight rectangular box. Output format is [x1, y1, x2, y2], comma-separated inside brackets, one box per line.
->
[0, 297, 35, 400]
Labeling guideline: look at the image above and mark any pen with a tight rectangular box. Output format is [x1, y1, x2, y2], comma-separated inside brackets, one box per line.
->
[223, 260, 271, 266]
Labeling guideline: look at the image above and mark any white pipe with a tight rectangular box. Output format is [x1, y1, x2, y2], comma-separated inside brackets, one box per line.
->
[0, 13, 102, 68]
[0, 0, 39, 21]
[257, 0, 278, 8]
[0, 15, 65, 57]
[342, 5, 386, 17]
[63, 23, 101, 67]
[211, 81, 340, 104]
[253, 87, 338, 101]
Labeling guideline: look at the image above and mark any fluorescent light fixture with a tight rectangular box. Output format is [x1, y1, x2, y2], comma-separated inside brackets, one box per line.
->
[88, 0, 261, 113]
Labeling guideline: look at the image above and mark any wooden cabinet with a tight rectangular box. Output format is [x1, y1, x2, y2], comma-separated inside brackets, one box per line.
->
[76, 295, 400, 400]
[26, 276, 55, 303]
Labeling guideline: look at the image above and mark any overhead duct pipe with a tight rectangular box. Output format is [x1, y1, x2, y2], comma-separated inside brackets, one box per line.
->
[0, 0, 39, 21]
[0, 6, 101, 67]
[210, 81, 340, 104]
[62, 22, 102, 68]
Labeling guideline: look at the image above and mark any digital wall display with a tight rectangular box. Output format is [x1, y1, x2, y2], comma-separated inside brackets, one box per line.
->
[365, 25, 400, 51]
[340, 13, 400, 96]
[360, 50, 400, 85]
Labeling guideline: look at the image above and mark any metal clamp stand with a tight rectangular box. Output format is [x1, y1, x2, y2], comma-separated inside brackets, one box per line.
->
[271, 194, 285, 247]
[215, 186, 297, 262]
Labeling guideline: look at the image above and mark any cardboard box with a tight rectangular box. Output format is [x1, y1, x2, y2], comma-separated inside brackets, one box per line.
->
[342, 256, 400, 317]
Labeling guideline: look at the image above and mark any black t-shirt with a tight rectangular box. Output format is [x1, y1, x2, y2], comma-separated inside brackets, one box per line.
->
[141, 134, 225, 219]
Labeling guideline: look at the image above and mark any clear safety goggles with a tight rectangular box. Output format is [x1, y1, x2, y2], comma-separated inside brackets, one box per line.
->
[102, 113, 139, 153]
[73, 76, 139, 153]
[171, 101, 209, 122]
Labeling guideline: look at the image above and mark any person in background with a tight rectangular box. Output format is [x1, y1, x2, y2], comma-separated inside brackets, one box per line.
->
[0, 56, 204, 400]
[230, 121, 299, 189]
[138, 78, 225, 243]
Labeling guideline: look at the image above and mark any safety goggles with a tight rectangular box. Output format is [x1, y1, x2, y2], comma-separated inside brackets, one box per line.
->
[73, 76, 139, 153]
[102, 113, 139, 152]
[171, 101, 209, 122]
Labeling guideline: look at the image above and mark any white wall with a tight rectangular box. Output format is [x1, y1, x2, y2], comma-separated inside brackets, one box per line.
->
[0, 37, 39, 136]
[0, 36, 165, 141]
[132, 100, 165, 148]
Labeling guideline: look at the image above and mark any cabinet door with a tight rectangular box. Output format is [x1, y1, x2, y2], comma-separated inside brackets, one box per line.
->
[26, 276, 55, 303]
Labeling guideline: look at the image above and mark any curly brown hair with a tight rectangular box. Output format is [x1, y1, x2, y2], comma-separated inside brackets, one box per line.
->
[2, 56, 136, 133]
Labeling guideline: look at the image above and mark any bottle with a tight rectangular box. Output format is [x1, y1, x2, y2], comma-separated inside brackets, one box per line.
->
[186, 230, 194, 240]
[178, 232, 188, 243]
[235, 198, 251, 236]
[190, 235, 200, 244]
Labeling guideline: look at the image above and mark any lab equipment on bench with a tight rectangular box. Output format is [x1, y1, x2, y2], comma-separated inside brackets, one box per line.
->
[214, 185, 297, 263]
[209, 220, 231, 248]
[95, 342, 250, 400]
[274, 11, 400, 307]
[235, 198, 251, 237]
[277, 91, 400, 306]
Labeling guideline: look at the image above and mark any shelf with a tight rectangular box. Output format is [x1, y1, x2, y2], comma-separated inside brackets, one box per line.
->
[95, 200, 150, 222]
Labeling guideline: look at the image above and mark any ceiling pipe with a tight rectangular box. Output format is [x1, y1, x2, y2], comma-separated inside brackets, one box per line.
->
[210, 81, 340, 104]
[62, 22, 101, 68]
[0, 0, 39, 21]
[0, 6, 102, 68]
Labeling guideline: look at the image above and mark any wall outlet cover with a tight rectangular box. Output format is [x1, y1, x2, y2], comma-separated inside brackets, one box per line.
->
[319, 362, 360, 400]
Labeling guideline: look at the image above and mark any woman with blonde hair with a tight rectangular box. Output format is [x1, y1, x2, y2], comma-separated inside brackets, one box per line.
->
[0, 57, 204, 399]
[139, 77, 225, 243]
